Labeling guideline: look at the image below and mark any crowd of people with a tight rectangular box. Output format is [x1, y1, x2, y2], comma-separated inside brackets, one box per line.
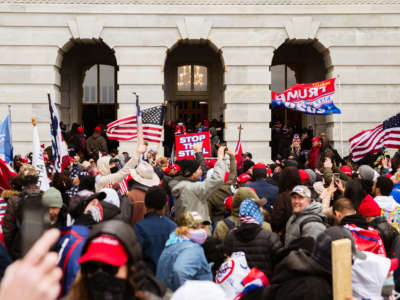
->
[0, 124, 400, 300]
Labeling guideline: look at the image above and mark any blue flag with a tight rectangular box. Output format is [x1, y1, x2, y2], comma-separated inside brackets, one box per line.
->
[0, 114, 13, 163]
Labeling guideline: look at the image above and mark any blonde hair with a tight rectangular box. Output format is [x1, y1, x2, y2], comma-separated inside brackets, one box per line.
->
[175, 226, 190, 237]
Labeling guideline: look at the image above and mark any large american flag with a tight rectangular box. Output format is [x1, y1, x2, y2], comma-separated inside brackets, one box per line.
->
[350, 113, 400, 161]
[106, 105, 165, 143]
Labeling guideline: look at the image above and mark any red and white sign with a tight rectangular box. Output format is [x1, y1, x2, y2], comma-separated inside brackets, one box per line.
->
[175, 132, 211, 160]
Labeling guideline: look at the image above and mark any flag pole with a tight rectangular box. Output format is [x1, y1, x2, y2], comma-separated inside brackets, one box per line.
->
[133, 92, 144, 146]
[337, 75, 344, 158]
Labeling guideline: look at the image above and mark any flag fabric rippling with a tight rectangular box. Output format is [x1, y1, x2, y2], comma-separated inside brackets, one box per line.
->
[350, 113, 400, 161]
[106, 105, 165, 143]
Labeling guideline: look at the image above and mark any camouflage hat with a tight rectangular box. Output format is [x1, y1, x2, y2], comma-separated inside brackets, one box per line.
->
[176, 211, 210, 228]
[290, 185, 312, 199]
[18, 163, 38, 178]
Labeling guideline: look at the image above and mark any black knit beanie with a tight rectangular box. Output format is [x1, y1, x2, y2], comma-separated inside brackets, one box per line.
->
[145, 186, 167, 210]
[180, 159, 201, 177]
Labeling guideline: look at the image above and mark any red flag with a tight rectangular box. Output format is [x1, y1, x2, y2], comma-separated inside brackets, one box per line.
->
[0, 158, 16, 193]
[235, 137, 243, 169]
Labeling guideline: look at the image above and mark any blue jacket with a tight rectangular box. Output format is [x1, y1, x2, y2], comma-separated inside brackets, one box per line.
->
[134, 213, 177, 273]
[55, 225, 90, 297]
[246, 179, 278, 211]
[156, 232, 212, 291]
[392, 183, 400, 204]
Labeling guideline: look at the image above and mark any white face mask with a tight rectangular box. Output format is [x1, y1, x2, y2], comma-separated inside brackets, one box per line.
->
[188, 228, 208, 245]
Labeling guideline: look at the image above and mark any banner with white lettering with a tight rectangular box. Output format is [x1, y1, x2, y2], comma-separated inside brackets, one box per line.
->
[271, 78, 341, 115]
[175, 132, 211, 160]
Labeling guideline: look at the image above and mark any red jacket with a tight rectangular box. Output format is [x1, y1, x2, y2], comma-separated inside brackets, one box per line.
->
[308, 146, 320, 170]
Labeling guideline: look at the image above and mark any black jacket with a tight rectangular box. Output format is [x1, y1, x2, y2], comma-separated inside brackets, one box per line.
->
[369, 216, 399, 256]
[268, 249, 332, 300]
[224, 223, 282, 278]
[340, 213, 369, 229]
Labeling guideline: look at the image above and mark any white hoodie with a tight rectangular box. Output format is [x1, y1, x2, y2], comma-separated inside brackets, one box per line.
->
[374, 195, 400, 212]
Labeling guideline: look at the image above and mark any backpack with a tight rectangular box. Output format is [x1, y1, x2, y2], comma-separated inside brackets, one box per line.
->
[299, 213, 329, 236]
[344, 224, 387, 257]
[223, 217, 237, 231]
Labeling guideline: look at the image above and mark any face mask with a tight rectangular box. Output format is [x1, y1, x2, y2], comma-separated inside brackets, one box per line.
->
[86, 271, 128, 300]
[110, 166, 119, 174]
[188, 228, 208, 245]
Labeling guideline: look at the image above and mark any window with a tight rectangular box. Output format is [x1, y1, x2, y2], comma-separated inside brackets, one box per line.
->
[271, 64, 296, 93]
[83, 64, 116, 104]
[177, 65, 207, 92]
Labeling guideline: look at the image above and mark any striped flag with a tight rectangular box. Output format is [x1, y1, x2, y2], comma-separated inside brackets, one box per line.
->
[106, 105, 165, 143]
[48, 94, 69, 172]
[350, 113, 400, 162]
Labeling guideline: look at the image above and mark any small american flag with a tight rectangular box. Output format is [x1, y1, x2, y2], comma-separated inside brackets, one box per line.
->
[350, 113, 400, 161]
[106, 105, 165, 143]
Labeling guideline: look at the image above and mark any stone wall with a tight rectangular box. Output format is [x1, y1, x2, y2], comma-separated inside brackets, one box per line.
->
[0, 2, 399, 161]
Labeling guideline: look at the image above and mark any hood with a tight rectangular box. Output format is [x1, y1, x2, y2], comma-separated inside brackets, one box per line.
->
[234, 223, 262, 243]
[374, 195, 399, 211]
[340, 213, 369, 229]
[272, 249, 329, 284]
[298, 201, 323, 216]
[165, 232, 190, 248]
[97, 156, 111, 176]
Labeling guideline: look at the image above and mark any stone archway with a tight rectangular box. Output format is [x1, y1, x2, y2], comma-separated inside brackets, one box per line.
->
[164, 39, 225, 132]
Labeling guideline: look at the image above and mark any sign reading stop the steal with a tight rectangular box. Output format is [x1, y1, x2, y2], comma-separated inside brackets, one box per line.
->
[175, 132, 211, 160]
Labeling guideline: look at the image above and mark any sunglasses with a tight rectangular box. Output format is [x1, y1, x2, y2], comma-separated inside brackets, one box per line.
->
[82, 261, 119, 276]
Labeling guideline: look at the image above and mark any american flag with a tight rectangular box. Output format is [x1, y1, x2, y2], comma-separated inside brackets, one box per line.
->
[350, 113, 400, 161]
[106, 105, 165, 143]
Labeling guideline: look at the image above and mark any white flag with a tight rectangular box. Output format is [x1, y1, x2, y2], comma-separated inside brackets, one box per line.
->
[33, 125, 50, 191]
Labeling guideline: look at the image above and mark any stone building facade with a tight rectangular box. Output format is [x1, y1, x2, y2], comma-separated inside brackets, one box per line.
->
[0, 0, 399, 162]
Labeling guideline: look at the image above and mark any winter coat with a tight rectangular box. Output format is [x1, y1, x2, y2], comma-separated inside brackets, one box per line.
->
[134, 213, 177, 274]
[95, 154, 139, 192]
[3, 185, 40, 260]
[55, 225, 91, 296]
[284, 201, 327, 247]
[224, 223, 282, 278]
[374, 195, 400, 232]
[308, 146, 320, 170]
[86, 132, 108, 154]
[0, 242, 11, 281]
[127, 182, 149, 226]
[369, 216, 399, 255]
[270, 191, 293, 236]
[116, 194, 133, 224]
[245, 179, 278, 211]
[156, 232, 212, 291]
[169, 159, 228, 222]
[208, 154, 236, 223]
[268, 249, 332, 300]
[340, 213, 369, 229]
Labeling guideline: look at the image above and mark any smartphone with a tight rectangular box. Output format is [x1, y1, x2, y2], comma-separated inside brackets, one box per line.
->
[333, 173, 340, 187]
[21, 192, 48, 256]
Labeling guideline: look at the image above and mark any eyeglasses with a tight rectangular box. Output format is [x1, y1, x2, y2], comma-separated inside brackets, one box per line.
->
[81, 262, 119, 276]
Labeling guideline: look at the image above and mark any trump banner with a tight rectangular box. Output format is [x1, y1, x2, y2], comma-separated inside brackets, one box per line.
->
[271, 78, 341, 115]
[175, 132, 212, 160]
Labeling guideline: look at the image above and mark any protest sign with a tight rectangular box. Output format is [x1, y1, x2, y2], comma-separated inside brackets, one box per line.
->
[175, 132, 211, 160]
[271, 78, 341, 115]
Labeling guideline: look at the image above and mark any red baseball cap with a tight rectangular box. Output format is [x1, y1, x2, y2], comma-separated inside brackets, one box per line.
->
[298, 169, 310, 184]
[312, 136, 320, 142]
[78, 234, 128, 267]
[341, 166, 353, 177]
[237, 173, 252, 184]
[224, 195, 233, 211]
[253, 163, 266, 170]
[95, 126, 102, 132]
[78, 127, 84, 133]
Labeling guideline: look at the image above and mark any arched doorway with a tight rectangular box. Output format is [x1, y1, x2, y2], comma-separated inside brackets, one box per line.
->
[164, 40, 225, 135]
[270, 39, 331, 160]
[60, 40, 118, 149]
